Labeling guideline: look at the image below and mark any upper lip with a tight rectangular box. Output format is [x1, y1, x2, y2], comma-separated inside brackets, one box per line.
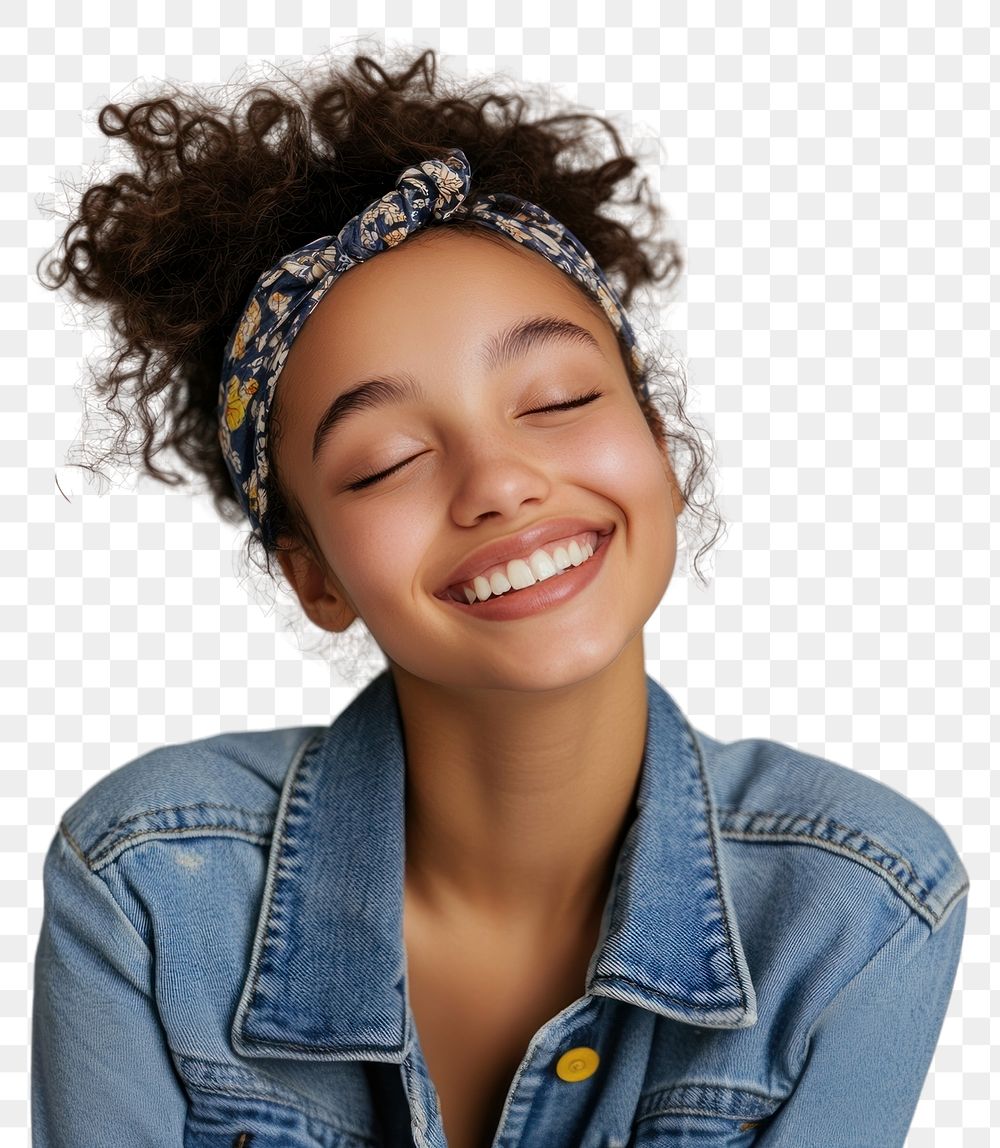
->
[435, 517, 616, 597]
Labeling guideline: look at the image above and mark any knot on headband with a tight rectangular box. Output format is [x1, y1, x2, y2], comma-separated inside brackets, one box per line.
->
[217, 147, 648, 548]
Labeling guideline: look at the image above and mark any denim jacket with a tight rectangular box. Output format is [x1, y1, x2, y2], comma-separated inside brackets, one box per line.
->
[32, 670, 969, 1147]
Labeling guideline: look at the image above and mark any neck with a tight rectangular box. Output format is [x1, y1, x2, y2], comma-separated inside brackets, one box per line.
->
[391, 635, 649, 936]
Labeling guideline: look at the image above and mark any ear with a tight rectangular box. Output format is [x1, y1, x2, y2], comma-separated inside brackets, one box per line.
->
[274, 534, 358, 634]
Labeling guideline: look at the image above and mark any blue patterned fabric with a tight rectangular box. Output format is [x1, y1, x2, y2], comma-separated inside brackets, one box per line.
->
[216, 147, 648, 548]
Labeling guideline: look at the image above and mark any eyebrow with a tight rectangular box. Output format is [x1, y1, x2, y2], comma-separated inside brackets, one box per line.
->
[310, 315, 607, 464]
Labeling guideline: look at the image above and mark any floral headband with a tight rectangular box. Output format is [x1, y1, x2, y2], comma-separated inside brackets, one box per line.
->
[217, 147, 648, 548]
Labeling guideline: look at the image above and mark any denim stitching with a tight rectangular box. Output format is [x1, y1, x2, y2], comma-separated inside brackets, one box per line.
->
[93, 800, 268, 841]
[720, 808, 919, 877]
[718, 813, 969, 928]
[232, 724, 411, 1055]
[81, 824, 272, 872]
[230, 729, 328, 1047]
[176, 1051, 364, 1132]
[636, 1079, 781, 1122]
[642, 1107, 759, 1118]
[233, 725, 409, 1056]
[588, 971, 747, 1015]
[60, 824, 88, 867]
[677, 711, 753, 1016]
[85, 804, 271, 861]
[241, 742, 317, 1026]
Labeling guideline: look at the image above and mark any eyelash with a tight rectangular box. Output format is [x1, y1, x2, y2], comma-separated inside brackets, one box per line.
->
[343, 388, 604, 492]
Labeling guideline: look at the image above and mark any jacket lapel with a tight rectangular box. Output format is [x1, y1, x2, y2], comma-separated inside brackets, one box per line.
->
[232, 670, 756, 1061]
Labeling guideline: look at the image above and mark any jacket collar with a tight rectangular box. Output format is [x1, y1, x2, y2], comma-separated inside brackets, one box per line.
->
[232, 670, 757, 1061]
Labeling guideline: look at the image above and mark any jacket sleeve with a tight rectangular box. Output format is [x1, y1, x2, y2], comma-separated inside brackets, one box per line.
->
[756, 891, 968, 1148]
[32, 825, 188, 1147]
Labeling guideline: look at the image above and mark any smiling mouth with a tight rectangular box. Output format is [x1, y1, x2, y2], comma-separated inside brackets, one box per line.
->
[441, 529, 612, 605]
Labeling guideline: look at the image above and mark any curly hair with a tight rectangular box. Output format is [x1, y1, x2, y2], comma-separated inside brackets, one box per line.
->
[39, 43, 724, 632]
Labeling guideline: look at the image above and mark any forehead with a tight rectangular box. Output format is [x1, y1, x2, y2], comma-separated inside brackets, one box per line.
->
[282, 227, 614, 376]
[342, 224, 601, 307]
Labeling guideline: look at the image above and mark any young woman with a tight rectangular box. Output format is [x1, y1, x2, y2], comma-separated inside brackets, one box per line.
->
[31, 46, 968, 1148]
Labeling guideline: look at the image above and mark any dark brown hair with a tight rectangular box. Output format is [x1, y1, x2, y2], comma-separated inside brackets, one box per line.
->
[39, 43, 723, 612]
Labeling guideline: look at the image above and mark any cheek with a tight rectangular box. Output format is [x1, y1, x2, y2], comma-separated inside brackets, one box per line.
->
[571, 412, 670, 503]
[575, 414, 679, 582]
[322, 502, 433, 607]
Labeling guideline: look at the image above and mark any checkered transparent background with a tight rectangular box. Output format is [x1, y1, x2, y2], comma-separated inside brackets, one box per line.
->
[5, 1, 995, 1143]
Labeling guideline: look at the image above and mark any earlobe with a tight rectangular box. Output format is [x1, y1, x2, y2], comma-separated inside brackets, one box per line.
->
[274, 535, 358, 634]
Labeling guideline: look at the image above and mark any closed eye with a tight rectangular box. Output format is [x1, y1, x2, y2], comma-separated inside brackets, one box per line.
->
[524, 388, 604, 414]
[343, 388, 604, 492]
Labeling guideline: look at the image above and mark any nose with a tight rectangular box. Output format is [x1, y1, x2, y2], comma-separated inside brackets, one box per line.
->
[447, 433, 553, 526]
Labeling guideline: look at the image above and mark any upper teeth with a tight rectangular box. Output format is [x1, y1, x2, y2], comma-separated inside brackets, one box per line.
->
[456, 533, 598, 604]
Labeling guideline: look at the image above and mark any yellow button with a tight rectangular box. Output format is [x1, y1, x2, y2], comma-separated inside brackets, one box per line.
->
[555, 1046, 600, 1082]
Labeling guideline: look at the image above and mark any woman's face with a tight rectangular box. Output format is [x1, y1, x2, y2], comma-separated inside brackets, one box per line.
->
[273, 229, 684, 693]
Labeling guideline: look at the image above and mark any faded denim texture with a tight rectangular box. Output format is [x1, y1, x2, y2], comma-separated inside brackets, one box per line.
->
[32, 670, 969, 1147]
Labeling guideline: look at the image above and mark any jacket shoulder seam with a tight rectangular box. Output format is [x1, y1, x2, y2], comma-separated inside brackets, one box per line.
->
[82, 819, 273, 872]
[83, 803, 272, 865]
[59, 822, 90, 867]
[66, 729, 325, 870]
[717, 807, 969, 929]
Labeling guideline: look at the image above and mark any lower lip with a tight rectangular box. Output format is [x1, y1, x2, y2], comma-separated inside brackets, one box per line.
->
[437, 531, 614, 622]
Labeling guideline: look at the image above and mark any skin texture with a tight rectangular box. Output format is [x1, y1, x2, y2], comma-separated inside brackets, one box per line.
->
[274, 228, 686, 937]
